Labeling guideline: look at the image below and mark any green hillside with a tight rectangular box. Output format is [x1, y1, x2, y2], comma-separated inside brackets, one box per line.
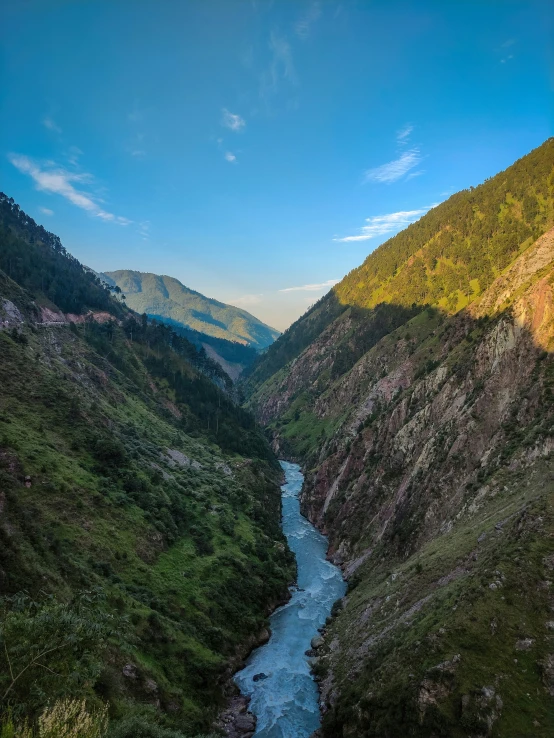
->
[102, 270, 280, 351]
[0, 197, 294, 737]
[244, 138, 554, 391]
[242, 140, 554, 737]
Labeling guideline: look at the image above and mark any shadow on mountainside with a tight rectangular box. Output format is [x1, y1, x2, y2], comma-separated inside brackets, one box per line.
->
[244, 229, 554, 737]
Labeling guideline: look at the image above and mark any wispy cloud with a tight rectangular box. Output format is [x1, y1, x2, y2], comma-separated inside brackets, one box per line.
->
[295, 2, 321, 39]
[9, 153, 131, 225]
[232, 294, 263, 306]
[221, 108, 246, 132]
[138, 221, 150, 240]
[334, 205, 437, 243]
[396, 123, 413, 144]
[224, 151, 237, 163]
[66, 145, 82, 167]
[39, 207, 54, 216]
[43, 117, 62, 134]
[499, 38, 516, 64]
[363, 148, 422, 184]
[279, 279, 339, 293]
[260, 31, 298, 106]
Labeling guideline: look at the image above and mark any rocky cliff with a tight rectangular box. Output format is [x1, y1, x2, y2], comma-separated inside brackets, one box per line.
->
[244, 141, 554, 737]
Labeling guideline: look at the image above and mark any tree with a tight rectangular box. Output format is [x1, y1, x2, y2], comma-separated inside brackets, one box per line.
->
[0, 590, 122, 714]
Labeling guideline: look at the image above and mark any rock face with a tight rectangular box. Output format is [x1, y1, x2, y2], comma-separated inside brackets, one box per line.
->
[216, 695, 256, 738]
[245, 145, 554, 737]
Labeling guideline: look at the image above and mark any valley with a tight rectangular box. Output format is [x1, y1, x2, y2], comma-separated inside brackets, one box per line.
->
[2, 3, 552, 737]
[100, 270, 279, 378]
[0, 138, 552, 738]
[241, 139, 554, 737]
[0, 194, 294, 737]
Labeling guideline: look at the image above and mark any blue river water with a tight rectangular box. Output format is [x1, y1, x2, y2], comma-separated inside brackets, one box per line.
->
[234, 461, 346, 738]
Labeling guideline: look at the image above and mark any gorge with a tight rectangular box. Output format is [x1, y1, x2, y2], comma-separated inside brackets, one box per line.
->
[0, 138, 553, 738]
[242, 138, 554, 737]
[235, 462, 346, 738]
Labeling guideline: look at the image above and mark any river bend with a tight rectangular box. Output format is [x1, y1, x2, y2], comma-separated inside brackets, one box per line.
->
[234, 461, 346, 738]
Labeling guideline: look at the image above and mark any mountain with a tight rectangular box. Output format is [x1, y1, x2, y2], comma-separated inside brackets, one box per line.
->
[102, 270, 280, 351]
[0, 193, 294, 737]
[243, 139, 554, 737]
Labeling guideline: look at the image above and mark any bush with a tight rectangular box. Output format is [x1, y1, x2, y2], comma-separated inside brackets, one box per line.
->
[107, 717, 187, 738]
[38, 699, 108, 738]
[0, 590, 121, 714]
[1, 700, 107, 738]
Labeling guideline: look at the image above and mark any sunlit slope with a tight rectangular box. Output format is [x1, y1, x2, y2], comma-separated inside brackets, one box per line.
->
[240, 141, 554, 737]
[103, 270, 280, 350]
[244, 138, 554, 392]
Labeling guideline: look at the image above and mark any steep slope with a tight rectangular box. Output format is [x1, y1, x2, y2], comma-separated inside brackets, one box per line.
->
[0, 198, 294, 737]
[244, 138, 553, 394]
[244, 140, 554, 737]
[102, 270, 280, 351]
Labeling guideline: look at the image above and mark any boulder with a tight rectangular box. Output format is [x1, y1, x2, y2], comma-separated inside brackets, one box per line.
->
[311, 635, 324, 649]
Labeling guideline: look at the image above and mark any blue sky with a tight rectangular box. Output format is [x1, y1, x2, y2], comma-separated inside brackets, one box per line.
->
[1, 0, 552, 330]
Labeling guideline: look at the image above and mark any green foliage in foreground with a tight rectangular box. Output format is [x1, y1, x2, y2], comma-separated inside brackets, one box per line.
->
[0, 699, 219, 738]
[0, 591, 119, 714]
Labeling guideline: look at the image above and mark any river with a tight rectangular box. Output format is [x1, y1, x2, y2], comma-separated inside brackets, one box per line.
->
[234, 461, 346, 738]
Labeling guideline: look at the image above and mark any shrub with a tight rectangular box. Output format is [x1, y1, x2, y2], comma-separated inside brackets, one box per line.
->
[107, 717, 187, 738]
[0, 590, 121, 714]
[38, 699, 108, 738]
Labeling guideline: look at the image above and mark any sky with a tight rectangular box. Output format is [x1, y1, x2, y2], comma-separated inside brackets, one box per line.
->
[1, 1, 552, 331]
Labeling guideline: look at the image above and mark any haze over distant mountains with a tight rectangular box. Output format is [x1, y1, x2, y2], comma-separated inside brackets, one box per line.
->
[101, 270, 280, 351]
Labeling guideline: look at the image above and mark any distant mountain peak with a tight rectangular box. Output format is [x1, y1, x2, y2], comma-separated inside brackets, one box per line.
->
[101, 269, 280, 351]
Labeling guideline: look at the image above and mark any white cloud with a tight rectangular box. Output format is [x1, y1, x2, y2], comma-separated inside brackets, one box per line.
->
[66, 146, 83, 167]
[9, 153, 131, 225]
[138, 220, 150, 240]
[295, 2, 321, 39]
[43, 117, 62, 134]
[224, 151, 237, 163]
[334, 205, 436, 243]
[260, 31, 298, 105]
[39, 207, 54, 216]
[363, 148, 422, 184]
[221, 108, 246, 132]
[396, 123, 413, 144]
[231, 294, 263, 306]
[279, 279, 339, 293]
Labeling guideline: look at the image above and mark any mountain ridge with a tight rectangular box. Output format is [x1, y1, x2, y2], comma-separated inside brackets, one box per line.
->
[0, 194, 294, 737]
[102, 269, 280, 351]
[242, 139, 554, 737]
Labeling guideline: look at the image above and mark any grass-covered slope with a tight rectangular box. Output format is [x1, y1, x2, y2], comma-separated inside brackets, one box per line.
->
[102, 270, 280, 351]
[244, 138, 554, 394]
[0, 209, 294, 737]
[242, 140, 554, 737]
